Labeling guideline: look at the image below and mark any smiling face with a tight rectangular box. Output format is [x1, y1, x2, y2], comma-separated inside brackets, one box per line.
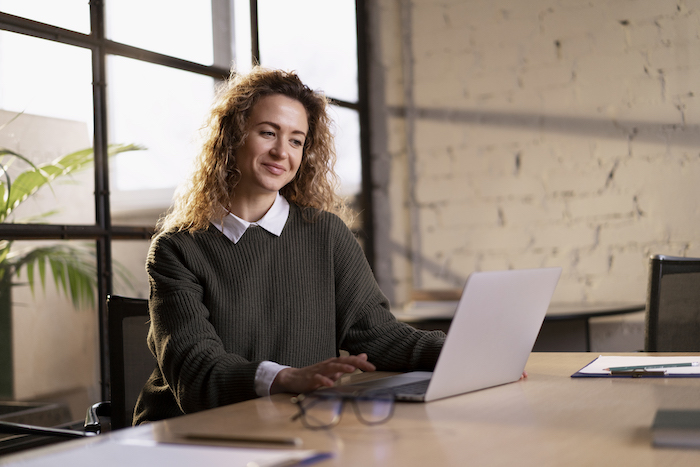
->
[231, 94, 309, 218]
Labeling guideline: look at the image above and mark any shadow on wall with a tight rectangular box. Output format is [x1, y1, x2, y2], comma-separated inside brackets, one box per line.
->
[386, 239, 467, 302]
[389, 106, 700, 147]
[378, 105, 699, 302]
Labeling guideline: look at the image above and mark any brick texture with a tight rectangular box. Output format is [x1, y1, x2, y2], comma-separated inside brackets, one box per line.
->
[371, 0, 700, 308]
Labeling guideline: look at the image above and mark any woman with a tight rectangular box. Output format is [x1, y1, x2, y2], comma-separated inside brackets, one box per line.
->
[133, 67, 445, 424]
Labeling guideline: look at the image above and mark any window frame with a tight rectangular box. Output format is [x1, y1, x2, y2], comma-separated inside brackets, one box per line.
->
[0, 0, 373, 400]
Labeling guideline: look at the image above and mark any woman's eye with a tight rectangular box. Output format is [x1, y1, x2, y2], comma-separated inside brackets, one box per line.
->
[291, 139, 303, 147]
[261, 130, 274, 137]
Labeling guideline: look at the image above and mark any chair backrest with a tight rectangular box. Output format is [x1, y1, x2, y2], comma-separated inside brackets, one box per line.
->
[644, 255, 700, 351]
[107, 295, 154, 429]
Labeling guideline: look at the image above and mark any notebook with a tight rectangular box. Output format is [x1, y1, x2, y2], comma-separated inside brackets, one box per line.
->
[317, 267, 562, 402]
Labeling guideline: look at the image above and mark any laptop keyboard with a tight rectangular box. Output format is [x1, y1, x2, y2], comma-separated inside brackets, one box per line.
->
[366, 379, 430, 397]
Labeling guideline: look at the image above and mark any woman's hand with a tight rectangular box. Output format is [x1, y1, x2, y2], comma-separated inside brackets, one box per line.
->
[271, 353, 376, 395]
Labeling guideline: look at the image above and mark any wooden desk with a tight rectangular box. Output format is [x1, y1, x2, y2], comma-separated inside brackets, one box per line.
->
[3, 353, 700, 466]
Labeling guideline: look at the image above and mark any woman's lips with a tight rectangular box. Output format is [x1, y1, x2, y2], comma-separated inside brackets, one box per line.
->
[263, 162, 285, 175]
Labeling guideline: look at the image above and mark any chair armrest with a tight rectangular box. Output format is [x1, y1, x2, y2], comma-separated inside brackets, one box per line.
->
[85, 402, 111, 434]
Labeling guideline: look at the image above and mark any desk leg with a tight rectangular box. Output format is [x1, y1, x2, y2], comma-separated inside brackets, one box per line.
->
[585, 319, 591, 352]
[534, 319, 589, 352]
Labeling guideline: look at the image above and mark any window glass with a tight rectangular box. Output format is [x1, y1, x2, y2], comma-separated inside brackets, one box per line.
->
[0, 31, 93, 130]
[0, 0, 90, 34]
[257, 0, 358, 103]
[111, 239, 152, 298]
[0, 31, 95, 225]
[232, 0, 252, 73]
[10, 239, 100, 407]
[107, 55, 215, 222]
[105, 0, 215, 66]
[330, 105, 361, 198]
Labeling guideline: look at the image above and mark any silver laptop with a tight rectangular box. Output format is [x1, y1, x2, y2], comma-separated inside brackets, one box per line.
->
[318, 267, 562, 402]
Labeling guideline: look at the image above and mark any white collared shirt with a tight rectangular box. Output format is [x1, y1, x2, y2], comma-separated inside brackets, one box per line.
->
[212, 192, 291, 396]
[214, 192, 290, 244]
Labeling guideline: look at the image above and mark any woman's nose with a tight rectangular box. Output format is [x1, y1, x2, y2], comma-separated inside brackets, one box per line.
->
[269, 141, 287, 159]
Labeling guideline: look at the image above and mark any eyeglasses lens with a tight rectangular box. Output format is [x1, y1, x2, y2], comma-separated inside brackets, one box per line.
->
[300, 396, 343, 428]
[353, 396, 394, 425]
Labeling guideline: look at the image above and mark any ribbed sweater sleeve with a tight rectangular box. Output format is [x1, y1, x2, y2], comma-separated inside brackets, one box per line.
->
[133, 203, 444, 425]
[330, 214, 445, 370]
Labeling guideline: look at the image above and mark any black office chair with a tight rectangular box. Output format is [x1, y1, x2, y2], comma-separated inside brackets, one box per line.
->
[644, 255, 700, 351]
[101, 294, 154, 430]
[0, 295, 154, 449]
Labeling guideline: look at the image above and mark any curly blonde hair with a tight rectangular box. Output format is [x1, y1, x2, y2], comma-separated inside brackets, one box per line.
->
[158, 67, 345, 233]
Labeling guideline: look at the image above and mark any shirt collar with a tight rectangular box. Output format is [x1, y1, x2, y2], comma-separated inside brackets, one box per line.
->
[214, 193, 290, 244]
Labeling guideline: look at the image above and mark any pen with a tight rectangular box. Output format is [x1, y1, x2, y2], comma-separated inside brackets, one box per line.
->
[250, 452, 334, 467]
[181, 433, 303, 447]
[605, 362, 699, 372]
[610, 369, 667, 377]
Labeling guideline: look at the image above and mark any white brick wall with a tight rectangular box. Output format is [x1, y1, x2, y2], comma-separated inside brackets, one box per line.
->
[369, 0, 700, 328]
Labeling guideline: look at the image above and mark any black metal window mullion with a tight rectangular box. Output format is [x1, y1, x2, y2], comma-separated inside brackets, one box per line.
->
[355, 0, 374, 269]
[249, 0, 260, 64]
[0, 11, 97, 49]
[90, 0, 112, 402]
[0, 13, 230, 80]
[1, 0, 374, 401]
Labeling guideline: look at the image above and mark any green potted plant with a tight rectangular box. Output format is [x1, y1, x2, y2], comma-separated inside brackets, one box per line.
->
[0, 119, 141, 398]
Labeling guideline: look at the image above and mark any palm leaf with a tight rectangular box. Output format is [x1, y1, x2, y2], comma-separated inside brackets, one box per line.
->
[9, 244, 97, 309]
[48, 254, 67, 299]
[0, 143, 143, 223]
[0, 241, 11, 283]
[0, 148, 43, 221]
[6, 169, 51, 214]
[26, 259, 35, 295]
[37, 252, 47, 292]
[0, 141, 144, 309]
[0, 183, 7, 210]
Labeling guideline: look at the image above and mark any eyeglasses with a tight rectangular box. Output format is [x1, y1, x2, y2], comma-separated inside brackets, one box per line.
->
[290, 393, 395, 429]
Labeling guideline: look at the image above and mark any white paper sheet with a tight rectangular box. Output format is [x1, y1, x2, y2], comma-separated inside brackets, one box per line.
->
[3, 438, 329, 467]
[574, 355, 700, 376]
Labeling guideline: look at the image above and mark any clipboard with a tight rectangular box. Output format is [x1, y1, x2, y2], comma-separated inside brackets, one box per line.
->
[571, 355, 700, 378]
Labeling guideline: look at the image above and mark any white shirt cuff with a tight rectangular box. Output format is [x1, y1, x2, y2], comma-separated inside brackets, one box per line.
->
[255, 361, 290, 396]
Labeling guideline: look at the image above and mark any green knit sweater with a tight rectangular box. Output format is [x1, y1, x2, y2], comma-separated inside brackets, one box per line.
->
[133, 204, 444, 424]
